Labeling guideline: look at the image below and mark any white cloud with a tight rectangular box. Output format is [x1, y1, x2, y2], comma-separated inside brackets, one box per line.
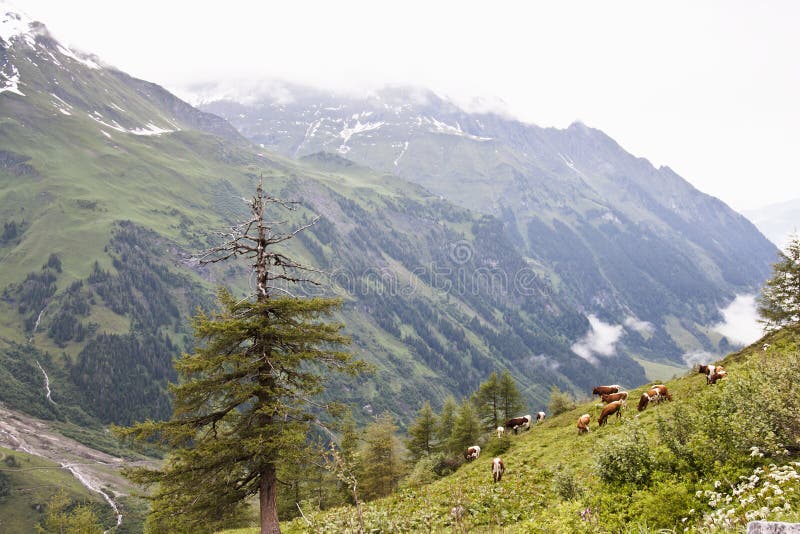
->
[623, 316, 655, 336]
[682, 350, 715, 368]
[713, 294, 763, 346]
[571, 315, 624, 366]
[525, 353, 560, 372]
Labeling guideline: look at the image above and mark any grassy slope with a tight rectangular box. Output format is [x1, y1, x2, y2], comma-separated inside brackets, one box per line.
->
[215, 326, 800, 533]
[0, 446, 105, 532]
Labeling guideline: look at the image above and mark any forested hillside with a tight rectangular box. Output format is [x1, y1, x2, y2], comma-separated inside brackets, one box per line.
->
[201, 83, 777, 368]
[0, 8, 648, 435]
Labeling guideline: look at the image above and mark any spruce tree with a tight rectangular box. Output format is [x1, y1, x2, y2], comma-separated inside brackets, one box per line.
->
[498, 370, 525, 421]
[406, 400, 438, 460]
[759, 234, 800, 332]
[116, 177, 364, 534]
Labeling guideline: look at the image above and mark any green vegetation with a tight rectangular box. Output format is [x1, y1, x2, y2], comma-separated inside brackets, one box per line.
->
[759, 233, 800, 331]
[211, 324, 800, 533]
[0, 446, 109, 533]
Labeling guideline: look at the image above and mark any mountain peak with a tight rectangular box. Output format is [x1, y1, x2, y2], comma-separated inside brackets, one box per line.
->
[0, 2, 39, 46]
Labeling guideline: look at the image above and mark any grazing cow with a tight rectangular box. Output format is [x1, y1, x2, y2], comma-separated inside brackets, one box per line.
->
[598, 400, 625, 426]
[699, 365, 718, 384]
[708, 369, 727, 385]
[600, 391, 629, 403]
[536, 411, 546, 423]
[504, 415, 532, 434]
[592, 385, 621, 396]
[496, 426, 505, 438]
[464, 445, 481, 461]
[651, 384, 672, 401]
[637, 388, 662, 412]
[577, 414, 591, 434]
[492, 457, 505, 483]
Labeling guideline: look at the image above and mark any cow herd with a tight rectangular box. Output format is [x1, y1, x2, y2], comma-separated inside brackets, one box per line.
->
[464, 363, 728, 482]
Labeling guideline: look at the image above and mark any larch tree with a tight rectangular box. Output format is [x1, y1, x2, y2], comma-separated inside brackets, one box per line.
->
[437, 396, 458, 455]
[447, 399, 482, 456]
[359, 413, 406, 501]
[759, 234, 800, 332]
[473, 371, 501, 430]
[498, 370, 525, 421]
[406, 400, 438, 460]
[116, 176, 365, 534]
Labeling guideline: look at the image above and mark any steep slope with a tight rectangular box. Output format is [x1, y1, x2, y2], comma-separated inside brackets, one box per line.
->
[0, 6, 645, 436]
[269, 325, 800, 533]
[200, 83, 777, 366]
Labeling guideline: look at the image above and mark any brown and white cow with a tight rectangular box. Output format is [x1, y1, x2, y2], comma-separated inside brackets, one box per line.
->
[652, 384, 672, 401]
[637, 388, 662, 411]
[536, 411, 546, 423]
[598, 400, 625, 426]
[492, 457, 505, 483]
[464, 445, 481, 461]
[592, 385, 621, 396]
[698, 365, 719, 384]
[600, 391, 629, 403]
[577, 413, 591, 434]
[504, 415, 532, 434]
[708, 369, 727, 385]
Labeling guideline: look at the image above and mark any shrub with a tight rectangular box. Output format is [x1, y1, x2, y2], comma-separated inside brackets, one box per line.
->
[551, 464, 584, 501]
[402, 454, 443, 489]
[596, 420, 654, 485]
[547, 386, 576, 416]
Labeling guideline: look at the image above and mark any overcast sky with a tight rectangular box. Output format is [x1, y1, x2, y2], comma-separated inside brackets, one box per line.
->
[18, 0, 800, 211]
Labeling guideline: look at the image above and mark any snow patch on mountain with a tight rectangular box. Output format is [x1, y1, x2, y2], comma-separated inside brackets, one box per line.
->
[89, 112, 177, 136]
[422, 116, 492, 141]
[394, 141, 409, 167]
[338, 120, 384, 153]
[0, 59, 23, 95]
[56, 44, 100, 70]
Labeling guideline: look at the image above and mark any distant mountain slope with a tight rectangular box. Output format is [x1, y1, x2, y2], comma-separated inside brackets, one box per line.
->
[0, 7, 646, 434]
[200, 82, 777, 363]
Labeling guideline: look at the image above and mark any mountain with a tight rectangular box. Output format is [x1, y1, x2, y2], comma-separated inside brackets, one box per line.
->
[199, 82, 778, 365]
[743, 198, 800, 249]
[0, 5, 648, 442]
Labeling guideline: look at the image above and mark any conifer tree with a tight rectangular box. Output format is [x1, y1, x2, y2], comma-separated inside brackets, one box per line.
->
[473, 371, 501, 430]
[437, 396, 458, 454]
[406, 400, 438, 460]
[447, 399, 482, 456]
[759, 234, 800, 332]
[116, 177, 364, 534]
[359, 413, 406, 500]
[498, 370, 525, 420]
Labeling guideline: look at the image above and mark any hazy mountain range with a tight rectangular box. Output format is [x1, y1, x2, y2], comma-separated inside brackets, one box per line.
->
[0, 5, 778, 439]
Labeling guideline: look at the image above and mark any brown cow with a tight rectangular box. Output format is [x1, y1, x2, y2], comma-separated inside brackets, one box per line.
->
[592, 385, 621, 396]
[598, 400, 625, 426]
[699, 365, 722, 384]
[464, 445, 481, 461]
[708, 369, 727, 384]
[652, 384, 672, 401]
[577, 413, 591, 434]
[600, 391, 629, 403]
[504, 415, 532, 434]
[637, 389, 658, 411]
[491, 457, 505, 483]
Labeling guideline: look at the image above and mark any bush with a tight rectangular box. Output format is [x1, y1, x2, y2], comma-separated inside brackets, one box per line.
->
[551, 464, 584, 501]
[596, 420, 654, 485]
[547, 386, 576, 416]
[484, 435, 511, 457]
[402, 454, 442, 489]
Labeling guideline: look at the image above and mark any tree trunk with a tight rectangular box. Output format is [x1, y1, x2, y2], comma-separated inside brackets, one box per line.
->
[260, 465, 281, 534]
